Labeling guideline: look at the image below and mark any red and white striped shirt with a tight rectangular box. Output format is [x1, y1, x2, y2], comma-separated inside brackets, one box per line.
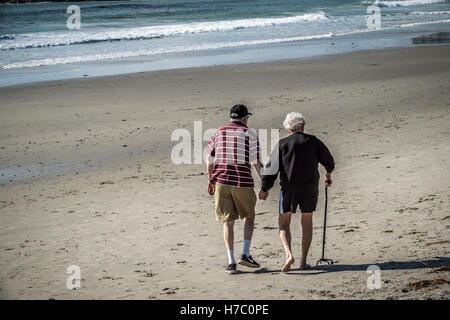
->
[206, 121, 260, 188]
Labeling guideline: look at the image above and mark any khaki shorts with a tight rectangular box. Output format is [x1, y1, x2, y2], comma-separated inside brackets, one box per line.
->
[215, 183, 257, 222]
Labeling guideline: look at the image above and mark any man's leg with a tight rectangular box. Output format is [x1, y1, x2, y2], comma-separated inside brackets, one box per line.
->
[238, 216, 260, 267]
[223, 221, 235, 264]
[233, 188, 260, 267]
[300, 212, 313, 269]
[243, 216, 254, 256]
[279, 212, 294, 272]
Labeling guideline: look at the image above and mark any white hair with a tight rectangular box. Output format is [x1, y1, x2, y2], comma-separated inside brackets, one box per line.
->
[283, 112, 305, 132]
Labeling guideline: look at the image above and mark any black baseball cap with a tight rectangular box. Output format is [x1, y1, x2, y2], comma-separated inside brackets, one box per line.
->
[230, 104, 252, 119]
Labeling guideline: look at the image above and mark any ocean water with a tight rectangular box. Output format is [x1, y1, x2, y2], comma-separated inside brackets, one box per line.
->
[0, 0, 449, 87]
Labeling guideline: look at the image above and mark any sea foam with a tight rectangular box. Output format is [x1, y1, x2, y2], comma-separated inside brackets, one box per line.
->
[4, 16, 450, 70]
[1, 33, 334, 69]
[0, 12, 328, 51]
[363, 0, 446, 7]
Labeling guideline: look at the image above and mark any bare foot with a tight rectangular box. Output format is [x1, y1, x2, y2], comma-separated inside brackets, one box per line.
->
[299, 263, 311, 270]
[282, 256, 295, 272]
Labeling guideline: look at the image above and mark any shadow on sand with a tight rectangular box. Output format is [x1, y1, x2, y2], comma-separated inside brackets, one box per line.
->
[238, 256, 450, 275]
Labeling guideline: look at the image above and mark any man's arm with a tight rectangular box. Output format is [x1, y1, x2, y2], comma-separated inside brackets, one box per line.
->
[206, 131, 217, 195]
[207, 162, 214, 178]
[253, 160, 263, 178]
[260, 142, 280, 193]
[250, 134, 269, 199]
[317, 138, 335, 187]
[207, 162, 215, 195]
[250, 131, 263, 178]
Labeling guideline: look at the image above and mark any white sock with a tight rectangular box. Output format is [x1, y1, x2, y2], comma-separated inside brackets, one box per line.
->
[227, 250, 236, 264]
[243, 240, 251, 257]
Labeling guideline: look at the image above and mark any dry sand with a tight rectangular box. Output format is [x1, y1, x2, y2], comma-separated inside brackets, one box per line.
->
[0, 45, 449, 300]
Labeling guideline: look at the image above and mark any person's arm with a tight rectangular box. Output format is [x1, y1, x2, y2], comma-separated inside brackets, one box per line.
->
[325, 172, 332, 187]
[207, 162, 214, 178]
[253, 161, 262, 178]
[249, 130, 263, 178]
[260, 142, 280, 196]
[317, 138, 335, 187]
[249, 134, 268, 199]
[206, 132, 217, 195]
[207, 162, 215, 195]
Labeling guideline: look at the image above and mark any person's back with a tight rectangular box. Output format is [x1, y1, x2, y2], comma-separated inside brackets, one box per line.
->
[263, 131, 334, 193]
[208, 121, 258, 188]
[278, 132, 333, 189]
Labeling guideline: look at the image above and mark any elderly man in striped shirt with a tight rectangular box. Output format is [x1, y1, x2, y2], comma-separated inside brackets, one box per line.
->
[206, 104, 263, 274]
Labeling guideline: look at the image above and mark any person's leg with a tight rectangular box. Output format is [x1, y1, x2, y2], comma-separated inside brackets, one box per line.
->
[243, 216, 254, 241]
[216, 184, 238, 272]
[242, 216, 254, 256]
[223, 220, 235, 264]
[239, 216, 260, 267]
[234, 188, 259, 267]
[279, 212, 294, 272]
[233, 188, 255, 256]
[300, 212, 313, 269]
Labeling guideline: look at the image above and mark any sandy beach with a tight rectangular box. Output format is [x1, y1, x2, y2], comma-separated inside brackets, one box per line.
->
[0, 44, 449, 300]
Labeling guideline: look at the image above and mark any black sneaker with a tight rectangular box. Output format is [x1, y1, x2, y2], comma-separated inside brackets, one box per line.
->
[238, 254, 260, 268]
[225, 263, 238, 274]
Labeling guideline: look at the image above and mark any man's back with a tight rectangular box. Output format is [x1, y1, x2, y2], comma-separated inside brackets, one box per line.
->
[207, 121, 260, 188]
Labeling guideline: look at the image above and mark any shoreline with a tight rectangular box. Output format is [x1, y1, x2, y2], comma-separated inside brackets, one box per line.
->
[1, 42, 448, 91]
[2, 21, 450, 88]
[2, 0, 450, 89]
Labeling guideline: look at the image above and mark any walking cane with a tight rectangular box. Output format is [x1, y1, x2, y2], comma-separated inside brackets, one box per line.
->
[316, 183, 334, 266]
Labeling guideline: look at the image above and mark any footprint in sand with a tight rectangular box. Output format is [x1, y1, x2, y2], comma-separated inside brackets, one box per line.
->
[161, 287, 179, 295]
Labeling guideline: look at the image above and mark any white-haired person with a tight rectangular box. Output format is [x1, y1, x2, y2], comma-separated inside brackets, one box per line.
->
[259, 112, 335, 272]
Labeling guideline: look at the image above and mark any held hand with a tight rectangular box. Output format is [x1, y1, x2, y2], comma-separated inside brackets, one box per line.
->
[207, 182, 215, 196]
[259, 190, 269, 200]
[324, 173, 332, 187]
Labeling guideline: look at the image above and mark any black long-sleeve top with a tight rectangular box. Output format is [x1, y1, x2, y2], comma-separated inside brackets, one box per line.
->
[261, 132, 335, 192]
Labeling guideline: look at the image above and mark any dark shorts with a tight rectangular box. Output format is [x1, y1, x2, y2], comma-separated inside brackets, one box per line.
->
[279, 186, 319, 214]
